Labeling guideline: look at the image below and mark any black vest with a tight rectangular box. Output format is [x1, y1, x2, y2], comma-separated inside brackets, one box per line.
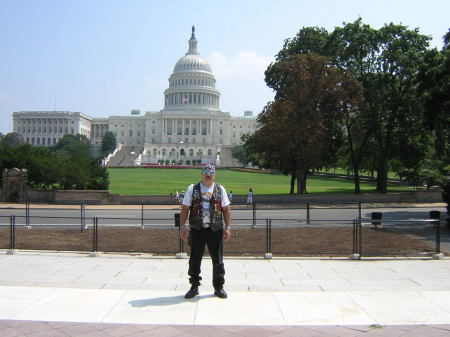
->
[189, 182, 224, 232]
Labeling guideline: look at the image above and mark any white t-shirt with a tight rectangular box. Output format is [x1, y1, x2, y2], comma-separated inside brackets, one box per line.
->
[182, 182, 230, 225]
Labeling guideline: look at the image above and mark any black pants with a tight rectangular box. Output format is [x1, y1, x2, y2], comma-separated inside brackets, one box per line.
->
[188, 227, 225, 289]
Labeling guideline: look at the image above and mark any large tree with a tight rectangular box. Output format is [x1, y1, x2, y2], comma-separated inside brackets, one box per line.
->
[417, 29, 450, 219]
[260, 54, 363, 193]
[1, 132, 25, 147]
[0, 135, 109, 190]
[268, 19, 432, 193]
[53, 134, 91, 158]
[417, 30, 450, 163]
[101, 131, 117, 158]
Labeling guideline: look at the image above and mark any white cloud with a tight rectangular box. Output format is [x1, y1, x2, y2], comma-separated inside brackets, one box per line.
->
[208, 50, 273, 79]
[207, 51, 275, 115]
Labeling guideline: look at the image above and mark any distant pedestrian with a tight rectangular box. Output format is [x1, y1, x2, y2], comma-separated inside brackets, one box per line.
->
[246, 188, 253, 205]
[175, 191, 180, 205]
[179, 191, 185, 204]
[228, 191, 233, 203]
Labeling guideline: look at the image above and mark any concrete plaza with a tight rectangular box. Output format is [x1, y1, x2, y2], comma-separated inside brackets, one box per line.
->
[0, 251, 449, 336]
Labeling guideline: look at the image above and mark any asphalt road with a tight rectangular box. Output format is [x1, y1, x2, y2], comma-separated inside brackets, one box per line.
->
[0, 205, 447, 228]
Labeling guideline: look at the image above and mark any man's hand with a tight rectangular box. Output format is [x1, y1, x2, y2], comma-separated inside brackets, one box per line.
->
[223, 227, 231, 241]
[222, 205, 231, 241]
[180, 226, 189, 241]
[179, 205, 190, 241]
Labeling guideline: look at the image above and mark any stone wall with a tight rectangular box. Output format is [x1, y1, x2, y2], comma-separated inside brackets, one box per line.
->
[25, 189, 54, 203]
[241, 190, 443, 205]
[14, 189, 444, 205]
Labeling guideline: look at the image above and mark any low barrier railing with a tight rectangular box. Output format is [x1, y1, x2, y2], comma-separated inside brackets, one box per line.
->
[0, 212, 446, 258]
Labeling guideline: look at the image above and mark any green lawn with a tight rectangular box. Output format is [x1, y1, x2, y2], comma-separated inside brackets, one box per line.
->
[108, 168, 419, 195]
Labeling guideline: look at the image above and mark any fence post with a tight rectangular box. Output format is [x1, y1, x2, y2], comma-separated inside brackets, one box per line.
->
[358, 202, 362, 219]
[358, 218, 362, 259]
[252, 203, 256, 228]
[306, 202, 311, 225]
[89, 217, 100, 257]
[264, 217, 272, 259]
[7, 215, 16, 255]
[306, 203, 310, 224]
[25, 203, 31, 229]
[432, 214, 444, 259]
[352, 219, 356, 254]
[81, 203, 86, 232]
[265, 218, 268, 253]
[141, 204, 144, 229]
[176, 232, 186, 259]
[175, 213, 186, 258]
[350, 219, 360, 260]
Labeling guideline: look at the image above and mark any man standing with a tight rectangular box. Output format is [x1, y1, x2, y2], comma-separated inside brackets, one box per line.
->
[179, 164, 232, 299]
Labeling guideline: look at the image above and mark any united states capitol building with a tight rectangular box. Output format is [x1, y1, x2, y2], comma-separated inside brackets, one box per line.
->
[12, 27, 258, 166]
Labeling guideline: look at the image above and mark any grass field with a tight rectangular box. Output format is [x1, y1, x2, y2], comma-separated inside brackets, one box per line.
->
[108, 168, 419, 195]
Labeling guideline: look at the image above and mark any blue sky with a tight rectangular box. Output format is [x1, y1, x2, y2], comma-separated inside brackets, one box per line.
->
[1, 0, 449, 135]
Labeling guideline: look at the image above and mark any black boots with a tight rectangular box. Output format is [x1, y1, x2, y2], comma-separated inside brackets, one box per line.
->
[184, 286, 228, 299]
[184, 286, 199, 299]
[214, 288, 227, 299]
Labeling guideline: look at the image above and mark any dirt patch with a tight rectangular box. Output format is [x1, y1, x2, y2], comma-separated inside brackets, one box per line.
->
[0, 226, 443, 257]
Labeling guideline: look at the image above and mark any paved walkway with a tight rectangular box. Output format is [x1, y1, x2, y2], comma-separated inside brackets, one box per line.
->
[0, 251, 449, 336]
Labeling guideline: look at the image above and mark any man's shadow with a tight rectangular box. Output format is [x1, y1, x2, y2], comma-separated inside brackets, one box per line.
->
[129, 294, 214, 307]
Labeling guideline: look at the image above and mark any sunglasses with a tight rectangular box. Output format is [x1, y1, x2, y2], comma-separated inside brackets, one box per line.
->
[202, 169, 215, 175]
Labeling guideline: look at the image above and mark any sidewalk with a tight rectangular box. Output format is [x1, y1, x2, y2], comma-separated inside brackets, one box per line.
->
[0, 251, 449, 336]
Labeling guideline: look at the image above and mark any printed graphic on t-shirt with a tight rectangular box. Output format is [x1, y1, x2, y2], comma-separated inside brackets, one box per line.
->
[201, 191, 213, 223]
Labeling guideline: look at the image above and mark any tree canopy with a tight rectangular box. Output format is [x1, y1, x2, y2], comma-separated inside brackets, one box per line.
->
[255, 18, 439, 194]
[101, 131, 117, 158]
[0, 133, 109, 190]
[1, 132, 25, 147]
[255, 53, 364, 193]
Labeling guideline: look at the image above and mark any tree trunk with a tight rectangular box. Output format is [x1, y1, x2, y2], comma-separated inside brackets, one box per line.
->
[354, 166, 361, 194]
[296, 168, 307, 194]
[290, 174, 295, 194]
[376, 154, 389, 193]
[302, 170, 308, 194]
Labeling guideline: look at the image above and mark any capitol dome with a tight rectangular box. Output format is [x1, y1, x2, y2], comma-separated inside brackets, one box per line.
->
[164, 26, 220, 112]
[173, 53, 212, 73]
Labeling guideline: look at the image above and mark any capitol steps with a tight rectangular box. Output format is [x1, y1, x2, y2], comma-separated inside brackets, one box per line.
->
[218, 145, 241, 167]
[106, 145, 144, 167]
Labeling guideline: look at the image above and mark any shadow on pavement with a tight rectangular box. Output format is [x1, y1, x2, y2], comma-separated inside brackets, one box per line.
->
[129, 294, 213, 307]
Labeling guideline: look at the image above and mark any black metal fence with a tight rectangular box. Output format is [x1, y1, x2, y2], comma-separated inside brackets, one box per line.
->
[0, 203, 447, 258]
[353, 218, 442, 257]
